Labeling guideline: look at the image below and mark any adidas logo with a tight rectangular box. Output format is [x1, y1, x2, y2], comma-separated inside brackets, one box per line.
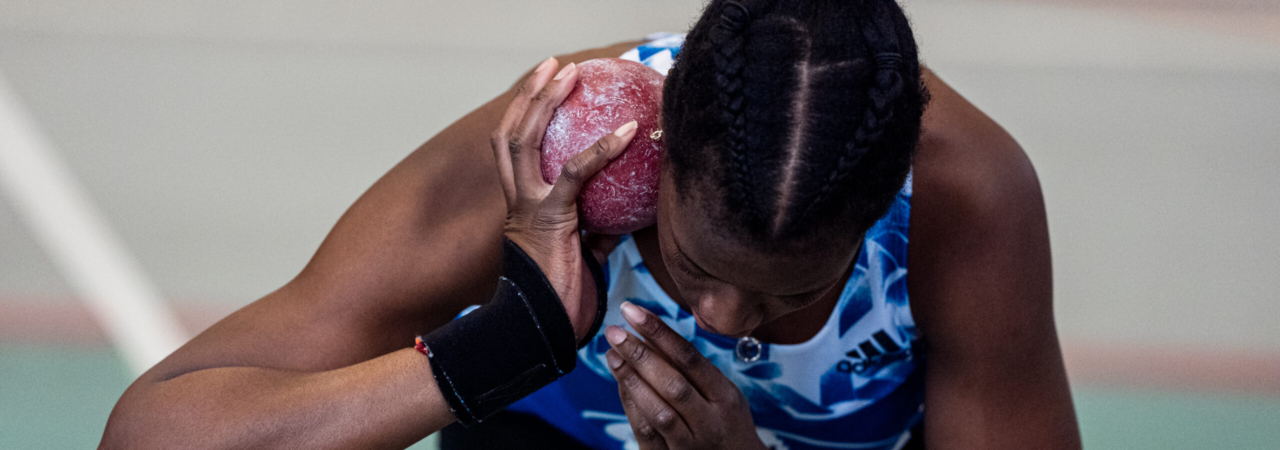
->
[836, 330, 911, 375]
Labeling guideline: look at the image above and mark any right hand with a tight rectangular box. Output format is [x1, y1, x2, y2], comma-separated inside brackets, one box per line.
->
[490, 57, 638, 341]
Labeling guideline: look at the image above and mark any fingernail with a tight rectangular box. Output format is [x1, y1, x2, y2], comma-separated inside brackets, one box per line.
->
[607, 351, 623, 370]
[535, 57, 556, 75]
[606, 326, 626, 345]
[613, 120, 638, 138]
[621, 301, 646, 325]
[554, 62, 576, 80]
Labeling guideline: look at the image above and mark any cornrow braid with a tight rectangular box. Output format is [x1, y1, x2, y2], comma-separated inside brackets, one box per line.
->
[798, 10, 906, 224]
[662, 0, 926, 245]
[711, 0, 759, 228]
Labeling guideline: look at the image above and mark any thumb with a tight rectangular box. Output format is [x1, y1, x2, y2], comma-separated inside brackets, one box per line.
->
[545, 120, 638, 207]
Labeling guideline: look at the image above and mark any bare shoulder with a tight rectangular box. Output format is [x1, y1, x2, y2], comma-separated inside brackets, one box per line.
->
[912, 68, 1043, 223]
[907, 67, 1054, 338]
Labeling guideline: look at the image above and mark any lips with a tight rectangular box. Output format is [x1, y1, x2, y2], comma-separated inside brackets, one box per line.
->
[691, 310, 711, 332]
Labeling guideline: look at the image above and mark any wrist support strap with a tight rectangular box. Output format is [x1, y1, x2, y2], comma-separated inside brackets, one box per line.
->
[420, 238, 608, 426]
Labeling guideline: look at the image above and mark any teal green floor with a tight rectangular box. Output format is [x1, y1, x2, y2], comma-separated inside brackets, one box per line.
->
[3, 344, 1277, 449]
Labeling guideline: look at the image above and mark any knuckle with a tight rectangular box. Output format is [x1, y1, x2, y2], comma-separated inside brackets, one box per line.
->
[626, 342, 650, 366]
[590, 139, 611, 157]
[674, 345, 705, 369]
[532, 87, 554, 103]
[561, 160, 588, 183]
[645, 319, 674, 341]
[620, 371, 644, 390]
[636, 421, 660, 440]
[507, 136, 523, 156]
[653, 409, 678, 430]
[665, 379, 696, 404]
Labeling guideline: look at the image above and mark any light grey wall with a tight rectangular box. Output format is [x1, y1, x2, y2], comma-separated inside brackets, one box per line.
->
[1, 0, 1276, 352]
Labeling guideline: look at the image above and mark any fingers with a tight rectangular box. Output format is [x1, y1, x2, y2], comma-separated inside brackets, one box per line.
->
[493, 57, 559, 204]
[509, 62, 581, 195]
[616, 375, 669, 450]
[609, 348, 689, 447]
[606, 323, 710, 409]
[546, 121, 638, 207]
[618, 302, 733, 402]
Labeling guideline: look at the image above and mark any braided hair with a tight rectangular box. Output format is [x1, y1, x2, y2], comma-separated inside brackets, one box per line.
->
[663, 0, 927, 242]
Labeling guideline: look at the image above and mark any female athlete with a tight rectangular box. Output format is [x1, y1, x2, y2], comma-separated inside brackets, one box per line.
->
[102, 1, 1080, 449]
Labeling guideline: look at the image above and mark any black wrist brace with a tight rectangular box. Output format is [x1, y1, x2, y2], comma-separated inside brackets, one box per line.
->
[421, 238, 608, 426]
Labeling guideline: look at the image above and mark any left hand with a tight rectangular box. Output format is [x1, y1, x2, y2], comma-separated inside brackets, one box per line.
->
[491, 58, 637, 342]
[605, 301, 767, 450]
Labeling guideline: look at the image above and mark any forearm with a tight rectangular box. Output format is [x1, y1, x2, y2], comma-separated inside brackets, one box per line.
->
[101, 348, 452, 450]
[98, 41, 651, 450]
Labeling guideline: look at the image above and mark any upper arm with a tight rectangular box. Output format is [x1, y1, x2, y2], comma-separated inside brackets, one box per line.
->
[140, 40, 649, 382]
[907, 72, 1081, 448]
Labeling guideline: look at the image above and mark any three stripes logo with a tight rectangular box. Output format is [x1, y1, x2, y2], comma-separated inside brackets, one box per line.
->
[836, 330, 911, 375]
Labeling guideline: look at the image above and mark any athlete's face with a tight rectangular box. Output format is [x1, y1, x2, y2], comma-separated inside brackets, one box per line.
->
[654, 167, 862, 338]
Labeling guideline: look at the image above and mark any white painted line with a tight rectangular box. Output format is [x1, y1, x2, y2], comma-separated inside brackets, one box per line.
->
[0, 71, 188, 376]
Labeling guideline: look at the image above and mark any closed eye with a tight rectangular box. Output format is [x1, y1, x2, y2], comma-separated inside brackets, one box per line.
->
[778, 289, 826, 307]
[675, 251, 709, 281]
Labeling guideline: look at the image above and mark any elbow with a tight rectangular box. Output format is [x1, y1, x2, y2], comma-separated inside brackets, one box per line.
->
[99, 388, 171, 450]
[99, 383, 223, 450]
[100, 398, 160, 450]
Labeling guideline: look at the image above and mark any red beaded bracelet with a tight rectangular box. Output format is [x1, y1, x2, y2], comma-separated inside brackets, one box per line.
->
[413, 336, 429, 356]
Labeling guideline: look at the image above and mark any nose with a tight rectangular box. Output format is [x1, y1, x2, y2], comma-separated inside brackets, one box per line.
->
[692, 287, 764, 337]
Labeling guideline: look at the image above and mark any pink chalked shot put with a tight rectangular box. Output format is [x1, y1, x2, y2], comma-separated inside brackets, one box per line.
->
[540, 58, 666, 234]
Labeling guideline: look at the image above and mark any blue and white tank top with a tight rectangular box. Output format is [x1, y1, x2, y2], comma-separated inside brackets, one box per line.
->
[504, 34, 924, 450]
